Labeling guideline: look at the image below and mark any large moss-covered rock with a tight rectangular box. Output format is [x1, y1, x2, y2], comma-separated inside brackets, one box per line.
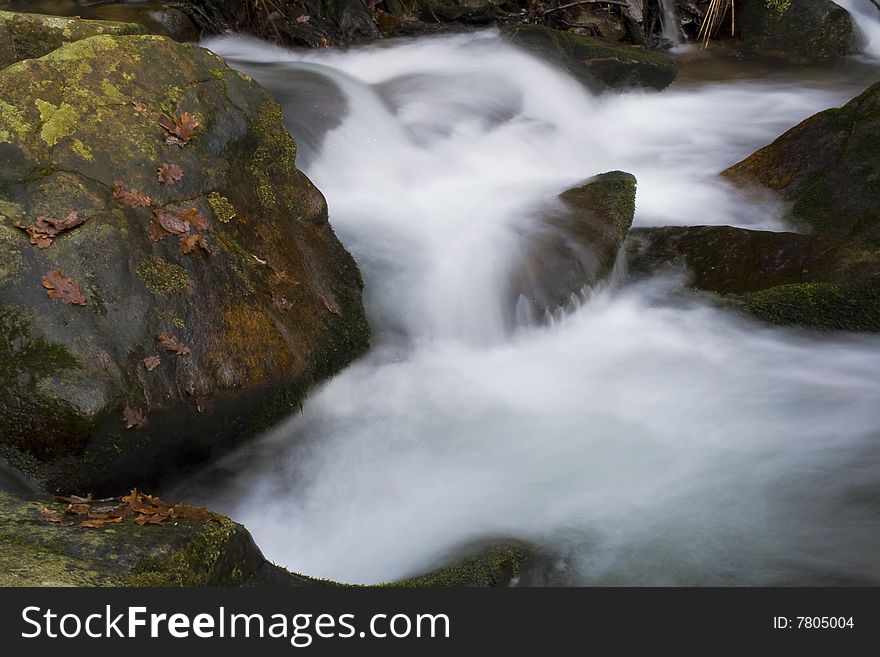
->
[511, 171, 636, 321]
[626, 225, 880, 331]
[737, 0, 858, 60]
[503, 23, 679, 92]
[0, 490, 309, 586]
[0, 34, 369, 494]
[724, 81, 880, 243]
[0, 489, 531, 587]
[0, 10, 147, 68]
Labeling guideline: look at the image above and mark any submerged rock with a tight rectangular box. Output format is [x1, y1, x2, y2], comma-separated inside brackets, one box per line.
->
[0, 34, 369, 494]
[503, 23, 680, 92]
[0, 9, 146, 68]
[724, 81, 880, 243]
[391, 542, 531, 587]
[736, 0, 858, 60]
[626, 225, 880, 331]
[511, 171, 636, 322]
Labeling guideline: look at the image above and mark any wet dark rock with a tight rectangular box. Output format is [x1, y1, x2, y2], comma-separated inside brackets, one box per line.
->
[503, 23, 680, 92]
[511, 171, 636, 321]
[626, 225, 880, 331]
[724, 81, 880, 243]
[736, 0, 858, 60]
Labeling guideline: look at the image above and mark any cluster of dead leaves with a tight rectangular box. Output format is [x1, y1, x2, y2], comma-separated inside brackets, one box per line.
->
[15, 211, 85, 249]
[158, 112, 199, 147]
[149, 207, 210, 254]
[42, 269, 87, 306]
[41, 490, 212, 530]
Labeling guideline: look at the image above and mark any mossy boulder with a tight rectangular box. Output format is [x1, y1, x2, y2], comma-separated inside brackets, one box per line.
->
[503, 23, 679, 92]
[0, 34, 369, 495]
[723, 81, 880, 243]
[736, 0, 858, 60]
[626, 225, 880, 331]
[0, 490, 530, 588]
[511, 171, 636, 321]
[0, 490, 309, 586]
[0, 10, 147, 69]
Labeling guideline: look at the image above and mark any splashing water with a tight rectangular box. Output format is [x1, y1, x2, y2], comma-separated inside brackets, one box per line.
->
[177, 32, 880, 585]
[839, 0, 880, 59]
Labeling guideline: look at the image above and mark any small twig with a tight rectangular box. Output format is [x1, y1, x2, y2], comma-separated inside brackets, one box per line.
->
[541, 0, 629, 17]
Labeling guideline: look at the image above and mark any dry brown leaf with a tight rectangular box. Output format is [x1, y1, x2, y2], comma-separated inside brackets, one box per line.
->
[112, 181, 151, 208]
[153, 209, 191, 235]
[41, 507, 73, 526]
[42, 269, 87, 306]
[132, 100, 149, 117]
[175, 207, 210, 230]
[65, 503, 91, 515]
[158, 112, 200, 146]
[15, 211, 85, 248]
[157, 163, 184, 184]
[179, 233, 201, 255]
[80, 516, 124, 529]
[143, 355, 161, 371]
[122, 405, 148, 429]
[156, 332, 190, 356]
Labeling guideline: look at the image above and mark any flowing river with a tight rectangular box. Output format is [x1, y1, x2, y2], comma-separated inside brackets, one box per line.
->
[175, 11, 880, 585]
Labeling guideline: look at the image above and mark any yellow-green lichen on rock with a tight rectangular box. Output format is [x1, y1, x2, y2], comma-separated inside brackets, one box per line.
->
[0, 10, 147, 69]
[0, 491, 276, 587]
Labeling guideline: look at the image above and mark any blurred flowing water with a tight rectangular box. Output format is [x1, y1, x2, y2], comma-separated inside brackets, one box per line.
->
[173, 31, 880, 585]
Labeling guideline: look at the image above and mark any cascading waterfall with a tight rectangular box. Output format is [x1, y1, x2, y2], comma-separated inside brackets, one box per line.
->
[174, 31, 880, 585]
[838, 0, 880, 58]
[659, 0, 682, 43]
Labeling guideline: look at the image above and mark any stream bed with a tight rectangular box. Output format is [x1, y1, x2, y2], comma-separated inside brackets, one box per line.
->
[174, 19, 880, 585]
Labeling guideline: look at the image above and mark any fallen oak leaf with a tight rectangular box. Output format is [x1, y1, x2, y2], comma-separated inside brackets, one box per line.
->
[122, 405, 148, 429]
[80, 516, 124, 529]
[42, 269, 87, 306]
[153, 209, 191, 236]
[157, 163, 183, 184]
[179, 233, 201, 254]
[65, 503, 91, 515]
[112, 181, 151, 208]
[156, 332, 190, 356]
[143, 355, 161, 371]
[15, 211, 85, 248]
[41, 507, 73, 526]
[174, 207, 210, 230]
[158, 111, 199, 146]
